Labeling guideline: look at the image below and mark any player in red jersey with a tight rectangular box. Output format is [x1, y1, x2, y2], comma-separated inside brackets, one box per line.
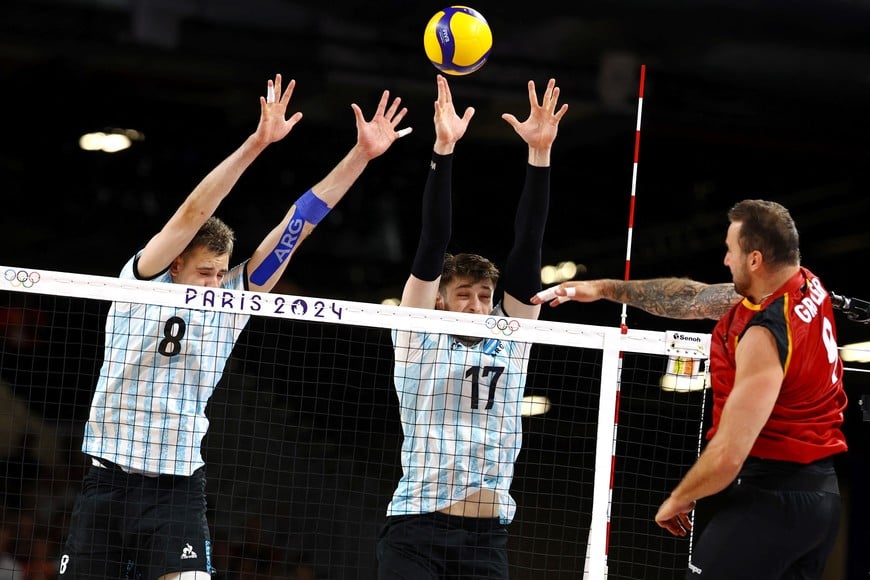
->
[532, 199, 848, 579]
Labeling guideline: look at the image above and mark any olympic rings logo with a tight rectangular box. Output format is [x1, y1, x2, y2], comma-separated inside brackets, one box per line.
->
[4, 269, 41, 288]
[485, 317, 520, 336]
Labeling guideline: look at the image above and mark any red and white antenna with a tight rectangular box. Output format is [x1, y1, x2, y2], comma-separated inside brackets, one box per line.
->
[595, 64, 647, 579]
[620, 63, 646, 331]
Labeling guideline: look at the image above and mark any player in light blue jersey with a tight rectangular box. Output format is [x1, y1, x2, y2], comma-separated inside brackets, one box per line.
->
[59, 73, 411, 580]
[376, 74, 568, 580]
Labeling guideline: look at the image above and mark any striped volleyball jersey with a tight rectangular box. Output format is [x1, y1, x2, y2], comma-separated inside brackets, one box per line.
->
[387, 305, 533, 524]
[708, 267, 848, 462]
[82, 253, 251, 476]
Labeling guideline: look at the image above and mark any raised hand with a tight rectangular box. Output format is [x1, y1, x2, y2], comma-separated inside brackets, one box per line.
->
[350, 89, 410, 161]
[256, 73, 304, 145]
[433, 74, 475, 150]
[502, 78, 568, 152]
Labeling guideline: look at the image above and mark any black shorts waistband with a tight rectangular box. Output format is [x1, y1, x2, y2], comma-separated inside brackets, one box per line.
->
[387, 511, 503, 532]
[90, 456, 204, 480]
[91, 457, 125, 471]
[735, 457, 839, 493]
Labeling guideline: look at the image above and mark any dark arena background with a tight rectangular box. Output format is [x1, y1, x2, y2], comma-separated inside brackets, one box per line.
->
[1, 1, 869, 578]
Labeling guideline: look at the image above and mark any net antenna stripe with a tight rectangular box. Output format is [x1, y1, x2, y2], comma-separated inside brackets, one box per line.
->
[601, 64, 647, 577]
[622, 63, 646, 330]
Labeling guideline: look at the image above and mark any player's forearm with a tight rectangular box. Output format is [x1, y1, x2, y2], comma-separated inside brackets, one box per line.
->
[434, 139, 456, 156]
[411, 153, 452, 282]
[502, 165, 549, 302]
[309, 144, 370, 207]
[596, 279, 738, 320]
[183, 133, 269, 216]
[528, 146, 551, 167]
[668, 439, 744, 505]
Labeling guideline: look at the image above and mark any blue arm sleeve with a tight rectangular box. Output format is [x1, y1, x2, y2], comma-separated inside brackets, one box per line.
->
[410, 153, 453, 281]
[249, 189, 330, 286]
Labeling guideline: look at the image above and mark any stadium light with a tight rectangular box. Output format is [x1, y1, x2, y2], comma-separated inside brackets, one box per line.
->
[540, 261, 585, 285]
[521, 395, 551, 416]
[78, 128, 144, 153]
[840, 341, 870, 363]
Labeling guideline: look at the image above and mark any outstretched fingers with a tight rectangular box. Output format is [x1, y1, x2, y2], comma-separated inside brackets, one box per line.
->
[500, 112, 519, 132]
[373, 89, 391, 118]
[274, 74, 282, 103]
[258, 74, 303, 141]
[541, 78, 556, 108]
[350, 102, 365, 127]
[547, 84, 569, 122]
[526, 79, 539, 110]
[371, 91, 409, 130]
[264, 73, 292, 106]
[538, 79, 567, 118]
[351, 91, 413, 156]
[391, 105, 409, 127]
[279, 77, 296, 106]
[385, 95, 404, 125]
[437, 74, 452, 105]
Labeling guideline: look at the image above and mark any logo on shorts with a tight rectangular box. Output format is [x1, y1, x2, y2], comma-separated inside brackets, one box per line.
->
[180, 543, 198, 560]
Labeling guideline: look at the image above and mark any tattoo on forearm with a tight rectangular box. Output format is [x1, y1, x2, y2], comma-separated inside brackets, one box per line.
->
[604, 279, 739, 320]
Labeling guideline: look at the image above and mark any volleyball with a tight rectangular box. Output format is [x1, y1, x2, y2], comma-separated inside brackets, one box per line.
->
[423, 6, 492, 76]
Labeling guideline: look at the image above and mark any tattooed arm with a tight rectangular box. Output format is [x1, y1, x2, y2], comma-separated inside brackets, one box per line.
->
[530, 278, 740, 320]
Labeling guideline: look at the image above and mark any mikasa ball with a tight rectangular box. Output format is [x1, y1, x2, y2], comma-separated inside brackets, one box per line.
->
[423, 6, 492, 76]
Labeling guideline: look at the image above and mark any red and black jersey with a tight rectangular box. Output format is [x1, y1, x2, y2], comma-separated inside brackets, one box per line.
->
[708, 267, 848, 463]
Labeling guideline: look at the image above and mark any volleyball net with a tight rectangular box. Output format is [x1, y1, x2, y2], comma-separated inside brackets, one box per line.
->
[0, 265, 712, 580]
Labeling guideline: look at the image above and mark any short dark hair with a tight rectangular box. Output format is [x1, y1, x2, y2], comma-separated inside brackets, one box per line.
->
[183, 216, 235, 258]
[440, 253, 500, 290]
[727, 199, 800, 267]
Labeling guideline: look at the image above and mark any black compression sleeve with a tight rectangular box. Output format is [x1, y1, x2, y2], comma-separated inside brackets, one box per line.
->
[502, 164, 550, 303]
[410, 153, 453, 281]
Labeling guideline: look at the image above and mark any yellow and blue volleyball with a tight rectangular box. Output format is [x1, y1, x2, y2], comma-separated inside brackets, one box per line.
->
[423, 6, 492, 76]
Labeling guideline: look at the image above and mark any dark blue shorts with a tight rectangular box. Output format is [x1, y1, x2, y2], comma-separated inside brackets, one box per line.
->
[376, 512, 509, 580]
[59, 460, 214, 579]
